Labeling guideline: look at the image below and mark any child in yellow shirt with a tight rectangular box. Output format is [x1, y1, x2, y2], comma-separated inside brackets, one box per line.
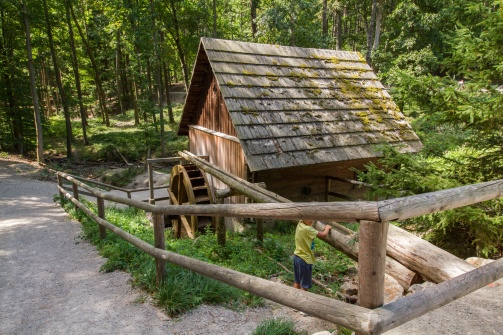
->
[293, 220, 331, 291]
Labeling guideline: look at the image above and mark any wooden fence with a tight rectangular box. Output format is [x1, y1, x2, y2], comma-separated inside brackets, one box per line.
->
[56, 169, 503, 335]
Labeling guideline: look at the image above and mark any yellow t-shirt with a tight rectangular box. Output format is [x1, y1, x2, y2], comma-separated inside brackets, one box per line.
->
[294, 221, 318, 264]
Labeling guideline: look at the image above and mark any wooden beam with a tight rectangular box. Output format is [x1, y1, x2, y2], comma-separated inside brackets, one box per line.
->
[378, 179, 503, 222]
[57, 172, 380, 221]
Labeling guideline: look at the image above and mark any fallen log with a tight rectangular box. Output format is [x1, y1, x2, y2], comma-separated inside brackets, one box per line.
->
[386, 224, 475, 283]
[313, 221, 422, 290]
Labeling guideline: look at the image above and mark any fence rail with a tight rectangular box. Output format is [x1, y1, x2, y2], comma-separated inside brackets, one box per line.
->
[56, 170, 503, 335]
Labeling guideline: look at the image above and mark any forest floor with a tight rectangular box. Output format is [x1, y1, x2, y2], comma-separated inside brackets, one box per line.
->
[1, 156, 502, 335]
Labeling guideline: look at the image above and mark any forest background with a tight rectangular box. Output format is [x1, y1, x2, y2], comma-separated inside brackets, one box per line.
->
[1, 0, 502, 259]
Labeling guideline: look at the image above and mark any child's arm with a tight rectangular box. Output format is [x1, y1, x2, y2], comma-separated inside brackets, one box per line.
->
[316, 224, 331, 239]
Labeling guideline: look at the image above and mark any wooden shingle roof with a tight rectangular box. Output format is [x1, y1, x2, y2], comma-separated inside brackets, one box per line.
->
[179, 38, 423, 172]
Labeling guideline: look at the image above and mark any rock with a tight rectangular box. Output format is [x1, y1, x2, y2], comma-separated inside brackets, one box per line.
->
[338, 274, 404, 304]
[311, 331, 334, 335]
[465, 257, 495, 268]
[339, 281, 358, 297]
[407, 281, 436, 296]
[384, 274, 404, 303]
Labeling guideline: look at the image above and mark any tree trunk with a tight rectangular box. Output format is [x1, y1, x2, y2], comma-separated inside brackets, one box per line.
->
[335, 10, 342, 50]
[150, 0, 165, 156]
[65, 1, 89, 146]
[373, 0, 382, 50]
[163, 60, 175, 123]
[22, 0, 44, 162]
[365, 0, 378, 64]
[43, 0, 73, 159]
[1, 10, 23, 154]
[115, 30, 125, 115]
[322, 0, 328, 38]
[70, 4, 110, 127]
[168, 0, 190, 90]
[212, 0, 217, 37]
[250, 0, 259, 39]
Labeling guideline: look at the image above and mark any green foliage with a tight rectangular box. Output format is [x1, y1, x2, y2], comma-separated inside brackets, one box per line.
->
[356, 146, 503, 258]
[252, 318, 306, 335]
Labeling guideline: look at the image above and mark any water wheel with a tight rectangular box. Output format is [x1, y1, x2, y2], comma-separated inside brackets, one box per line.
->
[168, 163, 214, 238]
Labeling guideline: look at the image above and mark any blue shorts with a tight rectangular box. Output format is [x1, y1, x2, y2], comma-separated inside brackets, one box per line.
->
[293, 255, 313, 289]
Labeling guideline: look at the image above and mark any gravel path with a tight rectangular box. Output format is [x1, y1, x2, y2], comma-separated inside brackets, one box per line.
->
[1, 157, 502, 335]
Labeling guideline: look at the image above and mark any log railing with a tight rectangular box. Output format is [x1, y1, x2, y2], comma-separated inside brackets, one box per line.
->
[56, 169, 503, 335]
[59, 173, 167, 202]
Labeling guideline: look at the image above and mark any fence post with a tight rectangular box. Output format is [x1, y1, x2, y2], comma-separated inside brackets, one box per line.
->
[215, 197, 226, 246]
[72, 182, 79, 212]
[97, 197, 107, 240]
[153, 213, 166, 284]
[148, 161, 155, 205]
[256, 219, 263, 245]
[57, 173, 64, 199]
[357, 219, 389, 334]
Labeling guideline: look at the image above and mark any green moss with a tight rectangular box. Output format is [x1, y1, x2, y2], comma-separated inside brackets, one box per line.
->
[326, 57, 340, 64]
[226, 81, 236, 87]
[265, 72, 279, 81]
[242, 69, 257, 76]
[291, 125, 299, 131]
[355, 111, 371, 126]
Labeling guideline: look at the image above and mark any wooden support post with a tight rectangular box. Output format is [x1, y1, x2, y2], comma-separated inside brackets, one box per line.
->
[57, 173, 64, 199]
[256, 219, 263, 245]
[216, 197, 226, 246]
[153, 213, 166, 284]
[96, 197, 107, 240]
[72, 182, 79, 211]
[148, 162, 155, 204]
[358, 220, 389, 315]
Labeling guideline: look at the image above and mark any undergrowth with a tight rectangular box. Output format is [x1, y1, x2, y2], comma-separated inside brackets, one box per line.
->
[252, 318, 307, 335]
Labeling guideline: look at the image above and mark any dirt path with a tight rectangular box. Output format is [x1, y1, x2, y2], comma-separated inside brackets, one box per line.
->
[1, 157, 502, 335]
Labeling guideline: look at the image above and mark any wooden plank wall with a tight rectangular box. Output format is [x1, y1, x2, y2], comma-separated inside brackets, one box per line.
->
[188, 72, 245, 205]
[192, 73, 237, 136]
[189, 129, 246, 205]
[253, 157, 379, 202]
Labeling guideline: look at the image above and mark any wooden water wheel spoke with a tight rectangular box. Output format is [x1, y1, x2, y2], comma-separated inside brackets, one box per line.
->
[168, 163, 214, 238]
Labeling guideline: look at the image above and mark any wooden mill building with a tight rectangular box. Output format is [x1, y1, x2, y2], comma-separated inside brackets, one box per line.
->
[177, 38, 422, 204]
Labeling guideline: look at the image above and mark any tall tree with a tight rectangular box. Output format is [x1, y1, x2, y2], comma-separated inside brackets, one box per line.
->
[65, 0, 88, 146]
[166, 0, 190, 89]
[22, 0, 44, 162]
[250, 0, 259, 39]
[365, 0, 379, 64]
[150, 0, 166, 156]
[43, 0, 73, 158]
[70, 3, 110, 127]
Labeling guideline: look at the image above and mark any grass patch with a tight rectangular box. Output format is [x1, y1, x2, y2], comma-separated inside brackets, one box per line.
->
[252, 318, 306, 335]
